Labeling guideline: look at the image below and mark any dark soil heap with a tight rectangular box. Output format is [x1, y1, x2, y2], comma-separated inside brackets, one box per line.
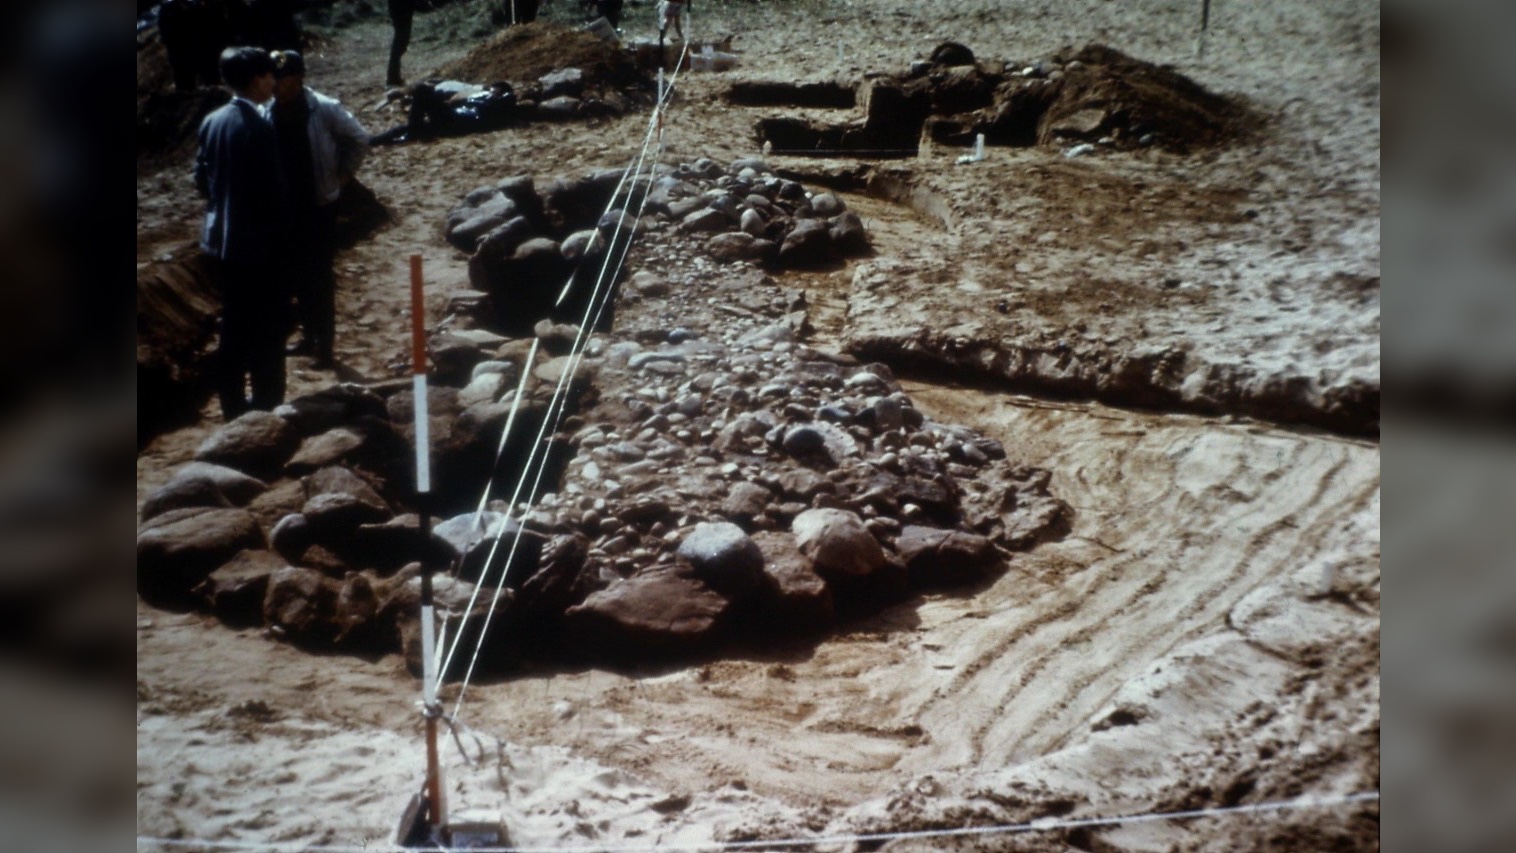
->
[435, 21, 647, 95]
[752, 42, 1255, 157]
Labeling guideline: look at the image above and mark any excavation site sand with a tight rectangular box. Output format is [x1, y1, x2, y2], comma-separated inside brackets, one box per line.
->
[136, 1, 1380, 850]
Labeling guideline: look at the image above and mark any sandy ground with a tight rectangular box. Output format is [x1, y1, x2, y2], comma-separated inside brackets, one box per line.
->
[136, 1, 1380, 849]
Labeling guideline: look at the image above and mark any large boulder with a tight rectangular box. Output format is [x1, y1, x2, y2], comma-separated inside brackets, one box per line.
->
[164, 462, 269, 506]
[140, 475, 232, 522]
[896, 525, 1000, 587]
[719, 482, 774, 528]
[301, 466, 391, 532]
[193, 411, 300, 478]
[777, 219, 833, 266]
[432, 511, 544, 585]
[192, 549, 285, 627]
[513, 532, 598, 627]
[751, 531, 834, 633]
[675, 521, 765, 599]
[565, 566, 732, 660]
[262, 565, 342, 646]
[137, 507, 266, 606]
[791, 508, 885, 578]
[274, 384, 388, 436]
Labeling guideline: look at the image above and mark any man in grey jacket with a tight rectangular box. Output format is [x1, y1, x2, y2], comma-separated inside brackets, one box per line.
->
[195, 45, 290, 419]
[267, 49, 370, 368]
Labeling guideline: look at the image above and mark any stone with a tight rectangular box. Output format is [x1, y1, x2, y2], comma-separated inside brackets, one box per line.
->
[302, 466, 390, 531]
[539, 67, 585, 99]
[193, 411, 300, 478]
[471, 360, 521, 383]
[675, 521, 765, 598]
[433, 511, 544, 585]
[629, 271, 670, 297]
[429, 333, 488, 384]
[777, 467, 834, 501]
[561, 228, 607, 262]
[513, 236, 562, 262]
[777, 219, 833, 266]
[751, 531, 834, 633]
[459, 371, 507, 407]
[513, 532, 596, 623]
[532, 319, 583, 356]
[286, 427, 366, 473]
[706, 231, 768, 263]
[262, 565, 342, 646]
[829, 210, 869, 254]
[681, 208, 731, 233]
[269, 511, 313, 563]
[140, 475, 232, 522]
[137, 507, 267, 606]
[565, 566, 732, 659]
[720, 481, 773, 527]
[896, 525, 1000, 587]
[274, 384, 388, 436]
[473, 215, 535, 261]
[810, 192, 844, 217]
[165, 462, 268, 506]
[192, 548, 285, 628]
[537, 96, 583, 120]
[792, 508, 885, 578]
[739, 208, 766, 237]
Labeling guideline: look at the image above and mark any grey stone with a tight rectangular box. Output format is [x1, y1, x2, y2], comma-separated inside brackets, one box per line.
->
[193, 411, 300, 478]
[165, 462, 268, 506]
[792, 508, 885, 577]
[538, 96, 583, 120]
[137, 507, 267, 606]
[539, 67, 585, 99]
[777, 219, 832, 266]
[811, 192, 844, 217]
[706, 231, 768, 263]
[896, 525, 999, 587]
[565, 566, 732, 658]
[681, 208, 731, 233]
[751, 531, 833, 632]
[739, 208, 766, 237]
[829, 210, 869, 254]
[141, 475, 232, 522]
[720, 482, 773, 526]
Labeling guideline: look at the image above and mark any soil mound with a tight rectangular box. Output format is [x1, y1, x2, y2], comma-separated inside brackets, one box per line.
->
[1038, 43, 1252, 150]
[434, 21, 646, 93]
[752, 42, 1254, 157]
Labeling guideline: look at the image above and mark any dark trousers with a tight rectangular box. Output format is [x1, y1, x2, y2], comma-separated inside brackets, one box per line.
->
[290, 204, 339, 359]
[388, 1, 414, 84]
[213, 258, 290, 420]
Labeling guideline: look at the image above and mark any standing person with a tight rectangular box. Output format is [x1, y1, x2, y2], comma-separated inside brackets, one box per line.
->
[266, 49, 370, 369]
[656, 0, 689, 59]
[194, 46, 291, 420]
[387, 0, 414, 86]
[159, 0, 230, 91]
[244, 0, 300, 51]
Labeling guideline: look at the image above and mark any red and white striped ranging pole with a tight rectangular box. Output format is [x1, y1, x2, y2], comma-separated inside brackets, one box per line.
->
[407, 253, 447, 840]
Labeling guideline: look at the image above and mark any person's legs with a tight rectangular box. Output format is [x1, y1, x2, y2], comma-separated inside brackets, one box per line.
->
[214, 262, 255, 420]
[307, 205, 339, 366]
[387, 2, 414, 85]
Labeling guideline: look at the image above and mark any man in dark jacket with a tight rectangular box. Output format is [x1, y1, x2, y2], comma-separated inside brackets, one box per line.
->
[194, 46, 291, 420]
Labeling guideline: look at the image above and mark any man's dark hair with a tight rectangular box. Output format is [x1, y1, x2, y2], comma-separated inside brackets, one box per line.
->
[218, 46, 274, 91]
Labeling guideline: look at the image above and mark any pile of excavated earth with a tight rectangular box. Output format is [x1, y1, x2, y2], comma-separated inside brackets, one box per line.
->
[750, 42, 1253, 158]
[135, 158, 1070, 674]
